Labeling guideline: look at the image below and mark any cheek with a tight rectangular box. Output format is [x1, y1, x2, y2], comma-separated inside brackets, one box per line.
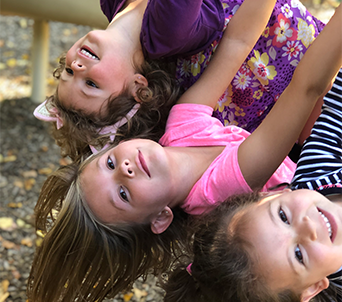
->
[307, 244, 340, 276]
[65, 45, 77, 66]
[90, 64, 115, 88]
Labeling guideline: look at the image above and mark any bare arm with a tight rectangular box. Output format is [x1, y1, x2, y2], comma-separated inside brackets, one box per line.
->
[177, 0, 276, 107]
[238, 5, 342, 190]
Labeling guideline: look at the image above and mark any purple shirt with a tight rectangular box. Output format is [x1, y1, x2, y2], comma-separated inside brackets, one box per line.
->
[100, 0, 325, 133]
[100, 0, 225, 58]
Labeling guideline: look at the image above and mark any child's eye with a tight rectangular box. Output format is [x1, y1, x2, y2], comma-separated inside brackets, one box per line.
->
[119, 187, 129, 202]
[107, 156, 115, 170]
[65, 67, 74, 75]
[279, 207, 289, 225]
[295, 246, 304, 265]
[86, 80, 98, 88]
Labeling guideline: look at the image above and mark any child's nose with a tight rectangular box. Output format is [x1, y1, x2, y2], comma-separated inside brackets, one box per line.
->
[71, 60, 86, 71]
[298, 216, 317, 242]
[120, 159, 134, 177]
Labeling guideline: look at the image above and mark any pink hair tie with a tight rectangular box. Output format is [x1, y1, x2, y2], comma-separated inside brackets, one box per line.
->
[33, 99, 64, 129]
[186, 263, 192, 276]
[34, 100, 140, 154]
[89, 103, 140, 154]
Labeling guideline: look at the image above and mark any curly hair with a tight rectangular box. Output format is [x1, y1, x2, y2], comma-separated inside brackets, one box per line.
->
[48, 55, 180, 161]
[163, 193, 339, 302]
[26, 152, 190, 302]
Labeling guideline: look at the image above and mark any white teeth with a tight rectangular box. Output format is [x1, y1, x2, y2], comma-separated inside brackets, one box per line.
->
[318, 210, 332, 239]
[80, 49, 99, 60]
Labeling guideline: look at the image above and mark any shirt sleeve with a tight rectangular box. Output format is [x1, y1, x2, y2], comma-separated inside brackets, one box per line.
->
[100, 0, 126, 23]
[141, 0, 225, 59]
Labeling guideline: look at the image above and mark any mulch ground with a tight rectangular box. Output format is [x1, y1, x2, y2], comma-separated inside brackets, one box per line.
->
[0, 98, 164, 302]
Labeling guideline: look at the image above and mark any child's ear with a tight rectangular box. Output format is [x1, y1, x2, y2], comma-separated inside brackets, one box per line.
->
[150, 207, 173, 234]
[258, 188, 292, 198]
[301, 277, 329, 302]
[132, 74, 148, 103]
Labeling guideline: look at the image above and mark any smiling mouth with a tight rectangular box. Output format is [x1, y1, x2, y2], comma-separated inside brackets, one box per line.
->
[80, 47, 99, 60]
[318, 209, 332, 240]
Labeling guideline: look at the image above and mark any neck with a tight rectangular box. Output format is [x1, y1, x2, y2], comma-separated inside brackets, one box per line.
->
[106, 0, 147, 58]
[165, 146, 225, 208]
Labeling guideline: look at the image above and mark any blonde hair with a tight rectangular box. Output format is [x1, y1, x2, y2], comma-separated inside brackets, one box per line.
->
[27, 155, 189, 302]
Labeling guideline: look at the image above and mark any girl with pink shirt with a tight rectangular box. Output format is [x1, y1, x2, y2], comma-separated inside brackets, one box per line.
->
[35, 0, 325, 161]
[27, 3, 341, 302]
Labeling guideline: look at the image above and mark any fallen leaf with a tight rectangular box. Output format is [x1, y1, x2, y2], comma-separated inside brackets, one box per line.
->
[0, 217, 17, 231]
[123, 292, 134, 302]
[21, 237, 33, 247]
[0, 155, 17, 163]
[13, 180, 24, 188]
[0, 292, 9, 302]
[132, 288, 148, 300]
[1, 280, 9, 292]
[2, 239, 17, 249]
[0, 281, 10, 302]
[19, 18, 27, 28]
[16, 219, 31, 229]
[24, 178, 36, 190]
[38, 167, 53, 175]
[22, 170, 38, 178]
[63, 29, 71, 36]
[6, 58, 17, 68]
[7, 202, 22, 208]
[40, 145, 49, 152]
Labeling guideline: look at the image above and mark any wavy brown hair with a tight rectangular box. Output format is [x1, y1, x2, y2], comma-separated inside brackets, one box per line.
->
[27, 153, 189, 302]
[163, 193, 338, 302]
[48, 55, 180, 161]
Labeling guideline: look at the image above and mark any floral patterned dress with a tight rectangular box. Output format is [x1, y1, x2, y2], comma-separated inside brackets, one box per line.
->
[175, 0, 325, 133]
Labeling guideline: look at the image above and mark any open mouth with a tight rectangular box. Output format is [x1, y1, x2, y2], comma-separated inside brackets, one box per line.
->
[318, 210, 333, 240]
[80, 47, 99, 60]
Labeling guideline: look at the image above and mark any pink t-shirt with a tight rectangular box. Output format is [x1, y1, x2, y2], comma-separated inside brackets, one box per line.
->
[159, 104, 296, 215]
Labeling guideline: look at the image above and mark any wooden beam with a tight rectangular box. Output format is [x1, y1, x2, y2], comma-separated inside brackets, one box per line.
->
[1, 0, 107, 29]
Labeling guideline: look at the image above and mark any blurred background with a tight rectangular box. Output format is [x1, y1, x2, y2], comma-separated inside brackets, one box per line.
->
[0, 1, 339, 301]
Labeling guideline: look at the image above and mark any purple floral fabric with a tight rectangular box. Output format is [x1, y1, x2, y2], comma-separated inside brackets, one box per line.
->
[175, 0, 325, 132]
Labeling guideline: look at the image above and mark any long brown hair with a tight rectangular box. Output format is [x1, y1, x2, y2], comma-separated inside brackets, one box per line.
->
[164, 193, 302, 302]
[27, 155, 189, 302]
[49, 55, 180, 161]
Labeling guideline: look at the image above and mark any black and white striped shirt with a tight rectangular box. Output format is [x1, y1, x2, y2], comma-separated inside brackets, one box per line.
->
[291, 69, 342, 302]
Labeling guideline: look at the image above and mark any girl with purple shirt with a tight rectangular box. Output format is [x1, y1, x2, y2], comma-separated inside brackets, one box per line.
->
[35, 0, 325, 160]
